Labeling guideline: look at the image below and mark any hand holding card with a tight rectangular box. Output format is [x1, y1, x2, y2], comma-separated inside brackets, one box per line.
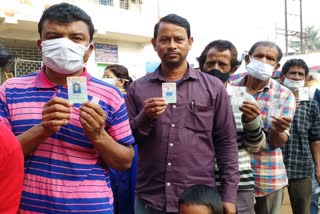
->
[67, 76, 88, 104]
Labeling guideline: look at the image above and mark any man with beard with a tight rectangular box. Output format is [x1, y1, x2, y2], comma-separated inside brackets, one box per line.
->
[125, 14, 239, 214]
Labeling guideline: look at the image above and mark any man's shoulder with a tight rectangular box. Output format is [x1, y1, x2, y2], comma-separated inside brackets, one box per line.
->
[270, 79, 294, 97]
[2, 72, 38, 88]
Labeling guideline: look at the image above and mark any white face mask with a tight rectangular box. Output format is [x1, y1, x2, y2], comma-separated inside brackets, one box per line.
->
[246, 57, 275, 81]
[102, 78, 117, 85]
[42, 38, 89, 75]
[283, 77, 305, 91]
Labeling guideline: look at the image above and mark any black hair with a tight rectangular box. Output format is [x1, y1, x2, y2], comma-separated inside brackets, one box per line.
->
[248, 41, 283, 63]
[178, 184, 223, 214]
[281, 58, 309, 77]
[38, 3, 94, 42]
[153, 14, 191, 39]
[0, 47, 13, 68]
[105, 64, 133, 91]
[197, 40, 239, 71]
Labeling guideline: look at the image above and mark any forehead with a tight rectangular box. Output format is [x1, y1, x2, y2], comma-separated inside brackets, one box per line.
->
[179, 204, 211, 214]
[252, 46, 279, 57]
[104, 69, 117, 76]
[41, 20, 90, 37]
[206, 47, 232, 61]
[156, 22, 188, 37]
[287, 65, 306, 73]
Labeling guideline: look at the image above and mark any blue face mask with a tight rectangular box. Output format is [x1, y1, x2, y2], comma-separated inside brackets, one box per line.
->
[102, 78, 116, 85]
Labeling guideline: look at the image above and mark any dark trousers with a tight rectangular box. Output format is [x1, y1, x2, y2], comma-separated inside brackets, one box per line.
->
[254, 188, 283, 214]
[288, 177, 311, 214]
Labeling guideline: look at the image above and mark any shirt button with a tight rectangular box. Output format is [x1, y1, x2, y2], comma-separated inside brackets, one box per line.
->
[169, 143, 173, 147]
[167, 182, 171, 186]
[171, 124, 175, 127]
[173, 105, 176, 108]
[168, 162, 172, 166]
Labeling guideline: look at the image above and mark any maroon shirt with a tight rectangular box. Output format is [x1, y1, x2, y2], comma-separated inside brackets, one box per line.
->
[125, 66, 239, 212]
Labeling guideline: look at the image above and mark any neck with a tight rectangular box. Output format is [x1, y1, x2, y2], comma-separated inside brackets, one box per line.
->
[245, 75, 269, 95]
[44, 67, 84, 86]
[160, 62, 188, 81]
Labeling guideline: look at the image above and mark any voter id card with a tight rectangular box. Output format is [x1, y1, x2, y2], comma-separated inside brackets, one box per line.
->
[299, 87, 309, 101]
[67, 76, 88, 104]
[230, 86, 246, 106]
[162, 83, 176, 103]
[268, 98, 284, 117]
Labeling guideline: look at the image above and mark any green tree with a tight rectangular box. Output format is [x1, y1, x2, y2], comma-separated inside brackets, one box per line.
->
[290, 25, 320, 53]
[304, 26, 320, 51]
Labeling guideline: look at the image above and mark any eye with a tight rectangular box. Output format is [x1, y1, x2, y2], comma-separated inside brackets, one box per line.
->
[159, 38, 169, 43]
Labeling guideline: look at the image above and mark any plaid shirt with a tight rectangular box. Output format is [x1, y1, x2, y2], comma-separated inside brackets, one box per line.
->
[233, 76, 296, 197]
[282, 99, 320, 179]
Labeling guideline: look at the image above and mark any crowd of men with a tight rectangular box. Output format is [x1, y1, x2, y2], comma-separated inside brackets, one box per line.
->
[1, 2, 320, 214]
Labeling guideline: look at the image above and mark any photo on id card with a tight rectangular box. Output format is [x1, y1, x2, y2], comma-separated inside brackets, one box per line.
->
[67, 76, 88, 104]
[162, 83, 177, 103]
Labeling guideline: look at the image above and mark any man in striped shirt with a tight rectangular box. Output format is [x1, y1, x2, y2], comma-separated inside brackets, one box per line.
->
[0, 3, 135, 213]
[198, 40, 266, 214]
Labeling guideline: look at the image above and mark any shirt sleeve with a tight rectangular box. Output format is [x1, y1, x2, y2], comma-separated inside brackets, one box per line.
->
[242, 115, 266, 153]
[241, 94, 266, 152]
[213, 83, 239, 204]
[107, 93, 135, 146]
[314, 89, 320, 107]
[309, 100, 320, 142]
[0, 82, 12, 128]
[125, 82, 154, 142]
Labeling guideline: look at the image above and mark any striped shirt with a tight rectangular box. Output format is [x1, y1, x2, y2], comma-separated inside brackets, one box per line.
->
[233, 76, 296, 197]
[0, 68, 134, 213]
[215, 85, 265, 191]
[282, 99, 320, 179]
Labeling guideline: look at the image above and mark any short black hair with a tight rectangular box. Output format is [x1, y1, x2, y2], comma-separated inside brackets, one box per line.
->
[153, 14, 190, 39]
[197, 40, 239, 71]
[105, 64, 133, 91]
[38, 3, 94, 42]
[178, 184, 223, 214]
[248, 41, 283, 63]
[281, 58, 309, 77]
[0, 47, 13, 68]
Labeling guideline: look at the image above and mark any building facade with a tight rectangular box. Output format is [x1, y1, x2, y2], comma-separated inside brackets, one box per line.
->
[0, 0, 159, 82]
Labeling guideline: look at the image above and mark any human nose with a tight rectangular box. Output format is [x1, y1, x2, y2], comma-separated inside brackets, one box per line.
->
[168, 39, 177, 49]
[293, 73, 302, 80]
[212, 63, 220, 70]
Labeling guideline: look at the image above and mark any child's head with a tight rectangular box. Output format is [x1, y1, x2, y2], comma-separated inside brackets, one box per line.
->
[178, 184, 223, 214]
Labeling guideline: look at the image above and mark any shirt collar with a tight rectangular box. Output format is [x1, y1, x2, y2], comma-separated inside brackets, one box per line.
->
[239, 74, 271, 93]
[35, 66, 92, 88]
[148, 64, 199, 82]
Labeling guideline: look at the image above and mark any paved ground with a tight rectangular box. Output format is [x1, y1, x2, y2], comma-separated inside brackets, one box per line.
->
[280, 187, 320, 214]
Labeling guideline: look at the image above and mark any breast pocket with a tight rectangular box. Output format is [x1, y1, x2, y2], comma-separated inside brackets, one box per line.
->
[184, 105, 214, 132]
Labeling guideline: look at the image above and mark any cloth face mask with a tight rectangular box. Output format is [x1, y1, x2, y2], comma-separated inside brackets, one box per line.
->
[283, 77, 305, 91]
[42, 38, 88, 75]
[103, 78, 117, 85]
[246, 57, 275, 81]
[205, 69, 230, 83]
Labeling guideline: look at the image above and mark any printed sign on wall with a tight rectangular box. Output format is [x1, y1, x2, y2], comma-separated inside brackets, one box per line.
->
[94, 43, 118, 63]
